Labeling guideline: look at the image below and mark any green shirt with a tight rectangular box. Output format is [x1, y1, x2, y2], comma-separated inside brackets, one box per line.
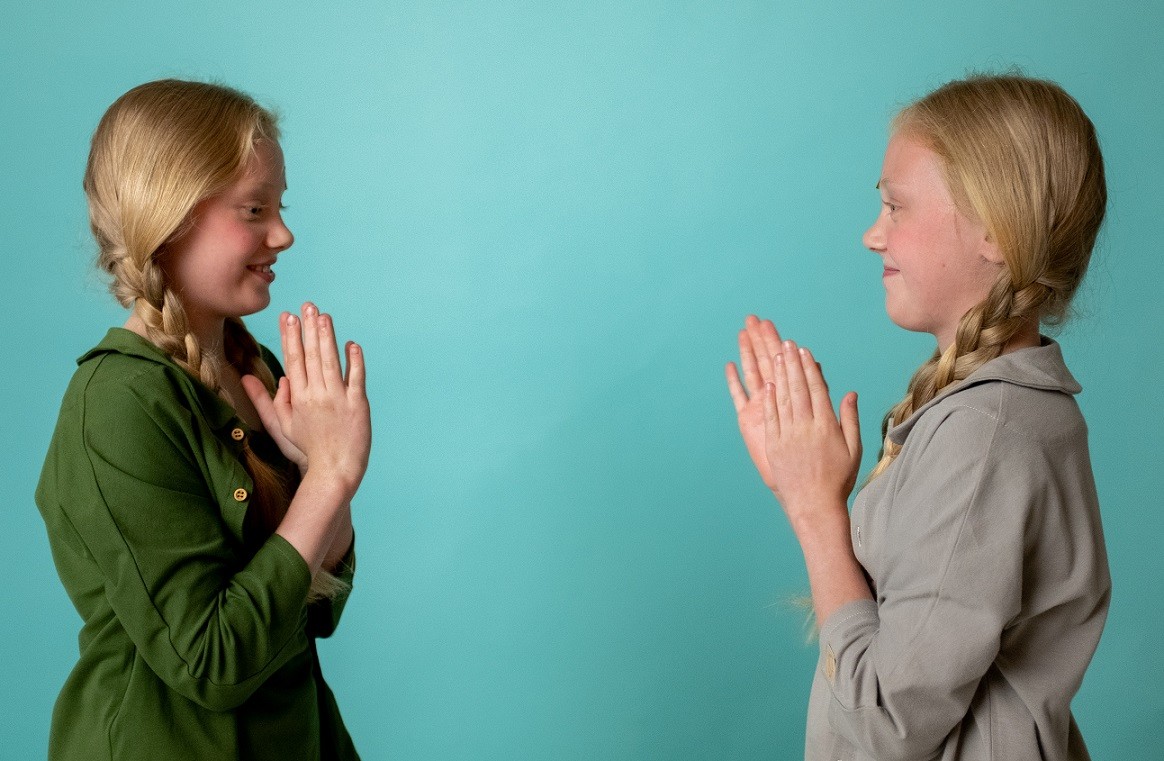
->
[36, 328, 359, 761]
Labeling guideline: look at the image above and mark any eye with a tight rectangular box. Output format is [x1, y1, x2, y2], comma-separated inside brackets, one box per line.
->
[882, 201, 900, 214]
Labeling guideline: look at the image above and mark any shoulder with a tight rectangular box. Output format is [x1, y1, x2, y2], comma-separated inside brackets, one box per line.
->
[49, 330, 224, 460]
[894, 340, 1088, 455]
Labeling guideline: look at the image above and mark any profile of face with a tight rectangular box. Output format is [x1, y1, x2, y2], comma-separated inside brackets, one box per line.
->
[862, 131, 1004, 350]
[160, 139, 293, 335]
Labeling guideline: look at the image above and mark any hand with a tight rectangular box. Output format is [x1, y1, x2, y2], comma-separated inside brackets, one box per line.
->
[242, 302, 371, 498]
[240, 378, 307, 472]
[726, 316, 861, 513]
[725, 315, 786, 490]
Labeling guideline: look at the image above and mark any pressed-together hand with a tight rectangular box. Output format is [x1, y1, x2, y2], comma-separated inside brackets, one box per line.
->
[241, 302, 371, 498]
[726, 315, 862, 518]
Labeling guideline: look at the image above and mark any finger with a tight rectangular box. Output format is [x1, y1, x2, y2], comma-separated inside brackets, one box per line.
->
[840, 391, 862, 459]
[762, 381, 781, 439]
[757, 318, 783, 364]
[280, 312, 307, 388]
[744, 316, 775, 384]
[345, 341, 366, 394]
[300, 302, 324, 387]
[316, 312, 343, 389]
[240, 374, 278, 428]
[242, 374, 298, 454]
[725, 361, 748, 413]
[771, 350, 793, 424]
[782, 341, 813, 421]
[738, 328, 763, 393]
[799, 347, 838, 423]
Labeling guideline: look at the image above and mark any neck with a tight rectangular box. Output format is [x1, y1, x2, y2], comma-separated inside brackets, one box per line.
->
[934, 317, 1041, 356]
[999, 319, 1041, 355]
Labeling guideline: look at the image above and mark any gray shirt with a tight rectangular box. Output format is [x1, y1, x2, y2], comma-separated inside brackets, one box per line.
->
[806, 339, 1110, 761]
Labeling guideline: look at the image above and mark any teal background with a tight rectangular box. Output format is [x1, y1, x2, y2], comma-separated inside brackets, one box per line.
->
[3, 2, 1161, 758]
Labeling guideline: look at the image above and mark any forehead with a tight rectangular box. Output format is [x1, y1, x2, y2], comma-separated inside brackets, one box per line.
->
[880, 132, 948, 193]
[235, 139, 286, 190]
[879, 132, 954, 204]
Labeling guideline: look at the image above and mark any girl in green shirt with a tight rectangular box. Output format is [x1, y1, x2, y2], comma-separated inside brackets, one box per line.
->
[37, 79, 371, 760]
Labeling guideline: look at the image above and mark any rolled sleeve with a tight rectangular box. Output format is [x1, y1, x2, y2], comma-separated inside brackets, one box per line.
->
[308, 541, 356, 639]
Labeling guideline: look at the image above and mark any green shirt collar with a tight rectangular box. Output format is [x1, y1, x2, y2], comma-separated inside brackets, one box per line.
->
[79, 328, 242, 431]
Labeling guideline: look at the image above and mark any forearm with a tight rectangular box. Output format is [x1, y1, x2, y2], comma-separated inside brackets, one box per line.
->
[276, 471, 354, 578]
[321, 504, 354, 572]
[788, 498, 873, 625]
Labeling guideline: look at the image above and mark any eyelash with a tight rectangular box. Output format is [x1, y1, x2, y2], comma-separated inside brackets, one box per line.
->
[245, 204, 287, 217]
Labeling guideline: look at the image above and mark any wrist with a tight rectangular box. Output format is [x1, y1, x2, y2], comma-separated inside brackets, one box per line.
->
[782, 496, 851, 545]
[297, 467, 360, 507]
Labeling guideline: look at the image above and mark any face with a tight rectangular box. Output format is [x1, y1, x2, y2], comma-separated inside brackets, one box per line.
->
[862, 131, 1003, 350]
[160, 139, 292, 340]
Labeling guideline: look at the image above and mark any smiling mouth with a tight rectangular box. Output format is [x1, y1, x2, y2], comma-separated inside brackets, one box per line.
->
[248, 263, 275, 282]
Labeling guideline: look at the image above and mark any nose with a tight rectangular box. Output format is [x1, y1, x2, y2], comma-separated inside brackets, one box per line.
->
[862, 212, 886, 253]
[269, 215, 294, 252]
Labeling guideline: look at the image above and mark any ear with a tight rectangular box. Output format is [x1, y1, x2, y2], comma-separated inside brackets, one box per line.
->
[979, 229, 1004, 265]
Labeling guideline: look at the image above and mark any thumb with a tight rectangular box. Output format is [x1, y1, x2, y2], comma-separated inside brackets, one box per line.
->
[840, 391, 862, 459]
[240, 375, 280, 433]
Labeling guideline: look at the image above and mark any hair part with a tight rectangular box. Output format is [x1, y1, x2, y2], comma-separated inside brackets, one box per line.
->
[86, 79, 344, 600]
[869, 73, 1107, 479]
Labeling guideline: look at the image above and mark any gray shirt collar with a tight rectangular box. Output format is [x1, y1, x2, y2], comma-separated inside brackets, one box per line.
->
[888, 337, 1081, 444]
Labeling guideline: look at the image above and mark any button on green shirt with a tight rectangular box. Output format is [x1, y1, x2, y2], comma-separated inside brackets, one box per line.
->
[36, 329, 359, 761]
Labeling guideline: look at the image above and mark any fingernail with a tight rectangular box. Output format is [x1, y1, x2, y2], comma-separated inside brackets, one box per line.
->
[304, 303, 317, 316]
[286, 313, 297, 325]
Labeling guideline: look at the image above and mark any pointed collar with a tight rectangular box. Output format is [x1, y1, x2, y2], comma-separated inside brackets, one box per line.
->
[888, 337, 1081, 445]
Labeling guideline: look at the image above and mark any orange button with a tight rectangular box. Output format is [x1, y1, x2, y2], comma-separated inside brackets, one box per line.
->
[233, 488, 248, 502]
[231, 427, 245, 441]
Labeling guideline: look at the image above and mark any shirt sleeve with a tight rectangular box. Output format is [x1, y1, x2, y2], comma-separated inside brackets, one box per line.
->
[61, 367, 314, 712]
[308, 541, 356, 639]
[818, 402, 1031, 759]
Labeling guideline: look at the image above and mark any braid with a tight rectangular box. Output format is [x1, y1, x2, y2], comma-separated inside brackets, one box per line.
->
[129, 257, 222, 393]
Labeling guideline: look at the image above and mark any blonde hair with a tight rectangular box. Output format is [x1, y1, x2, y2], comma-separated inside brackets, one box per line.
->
[869, 74, 1107, 479]
[85, 79, 346, 599]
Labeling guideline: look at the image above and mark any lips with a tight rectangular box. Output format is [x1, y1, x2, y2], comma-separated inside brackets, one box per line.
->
[248, 262, 276, 283]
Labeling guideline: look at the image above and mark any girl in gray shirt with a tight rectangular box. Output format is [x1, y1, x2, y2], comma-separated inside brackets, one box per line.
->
[726, 75, 1110, 760]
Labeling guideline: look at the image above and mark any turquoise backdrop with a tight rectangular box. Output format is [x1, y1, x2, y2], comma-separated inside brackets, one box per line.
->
[3, 2, 1160, 758]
